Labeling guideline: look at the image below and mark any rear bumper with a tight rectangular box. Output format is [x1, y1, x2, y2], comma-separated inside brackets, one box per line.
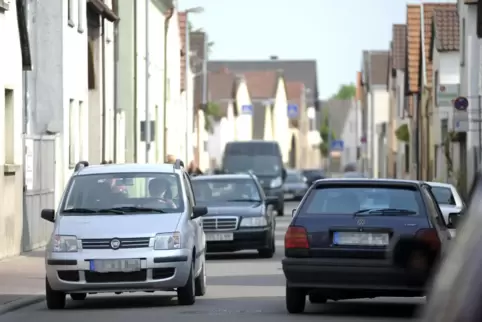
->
[282, 257, 427, 294]
[207, 228, 271, 252]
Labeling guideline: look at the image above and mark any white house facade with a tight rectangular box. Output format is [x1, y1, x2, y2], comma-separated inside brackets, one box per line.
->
[340, 100, 361, 170]
[235, 78, 252, 141]
[0, 0, 27, 258]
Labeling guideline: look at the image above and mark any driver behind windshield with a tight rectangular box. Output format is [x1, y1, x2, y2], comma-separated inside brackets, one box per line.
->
[147, 178, 176, 208]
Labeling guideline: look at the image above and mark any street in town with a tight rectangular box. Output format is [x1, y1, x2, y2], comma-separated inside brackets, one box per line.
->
[0, 201, 424, 322]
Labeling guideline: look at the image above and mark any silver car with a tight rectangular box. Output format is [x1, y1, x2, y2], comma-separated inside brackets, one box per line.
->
[41, 161, 208, 309]
[426, 181, 464, 223]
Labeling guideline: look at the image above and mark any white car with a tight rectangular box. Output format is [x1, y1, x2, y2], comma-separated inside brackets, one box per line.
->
[426, 181, 464, 223]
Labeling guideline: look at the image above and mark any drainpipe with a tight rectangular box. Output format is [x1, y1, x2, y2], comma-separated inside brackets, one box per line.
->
[113, 2, 119, 162]
[133, 1, 138, 162]
[101, 19, 107, 162]
[162, 8, 174, 161]
[145, 0, 150, 163]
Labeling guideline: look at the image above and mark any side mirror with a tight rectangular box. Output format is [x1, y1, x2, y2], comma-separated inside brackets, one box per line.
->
[265, 196, 277, 205]
[292, 208, 297, 217]
[447, 213, 461, 229]
[282, 168, 287, 181]
[41, 209, 55, 223]
[192, 206, 208, 219]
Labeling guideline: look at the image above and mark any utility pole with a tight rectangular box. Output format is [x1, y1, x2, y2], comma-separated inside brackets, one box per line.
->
[145, 0, 151, 163]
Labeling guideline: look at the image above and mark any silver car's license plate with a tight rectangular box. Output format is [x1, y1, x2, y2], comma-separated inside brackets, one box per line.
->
[90, 259, 141, 273]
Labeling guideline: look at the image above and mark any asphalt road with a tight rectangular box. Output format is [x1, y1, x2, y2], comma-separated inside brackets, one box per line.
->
[0, 201, 424, 322]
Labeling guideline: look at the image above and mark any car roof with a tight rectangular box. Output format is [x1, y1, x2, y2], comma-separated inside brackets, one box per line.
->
[74, 163, 181, 176]
[426, 181, 455, 189]
[191, 174, 252, 180]
[313, 178, 422, 187]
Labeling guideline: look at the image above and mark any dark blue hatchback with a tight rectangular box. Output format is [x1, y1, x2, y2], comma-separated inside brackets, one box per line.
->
[282, 179, 451, 314]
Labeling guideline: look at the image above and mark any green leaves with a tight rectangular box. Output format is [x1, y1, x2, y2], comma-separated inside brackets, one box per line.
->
[318, 110, 336, 157]
[332, 84, 356, 100]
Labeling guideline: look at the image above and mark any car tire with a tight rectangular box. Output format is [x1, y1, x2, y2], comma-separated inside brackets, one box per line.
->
[45, 277, 66, 310]
[177, 261, 196, 305]
[308, 293, 327, 304]
[70, 293, 87, 301]
[258, 237, 275, 258]
[194, 261, 207, 296]
[286, 285, 306, 314]
[276, 204, 284, 217]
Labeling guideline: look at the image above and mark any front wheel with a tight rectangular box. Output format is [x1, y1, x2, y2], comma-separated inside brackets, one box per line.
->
[195, 262, 207, 296]
[177, 261, 196, 305]
[45, 278, 66, 310]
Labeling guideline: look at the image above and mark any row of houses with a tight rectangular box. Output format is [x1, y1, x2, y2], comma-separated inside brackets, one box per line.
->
[0, 0, 216, 259]
[204, 63, 321, 170]
[345, 1, 479, 196]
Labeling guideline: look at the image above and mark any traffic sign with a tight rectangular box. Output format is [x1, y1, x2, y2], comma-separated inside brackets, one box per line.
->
[453, 96, 469, 111]
[287, 104, 298, 118]
[241, 105, 253, 115]
[330, 140, 344, 151]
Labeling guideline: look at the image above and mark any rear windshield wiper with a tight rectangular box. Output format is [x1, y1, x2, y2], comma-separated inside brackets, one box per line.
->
[353, 208, 417, 217]
[101, 206, 166, 213]
[225, 199, 262, 203]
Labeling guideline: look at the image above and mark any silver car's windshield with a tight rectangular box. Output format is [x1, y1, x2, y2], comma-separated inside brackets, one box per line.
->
[60, 172, 184, 214]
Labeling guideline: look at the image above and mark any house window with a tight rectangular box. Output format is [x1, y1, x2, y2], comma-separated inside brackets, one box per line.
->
[140, 121, 155, 142]
[4, 89, 14, 165]
[68, 0, 75, 27]
[69, 99, 76, 168]
[461, 18, 465, 67]
[77, 0, 84, 33]
[78, 101, 84, 159]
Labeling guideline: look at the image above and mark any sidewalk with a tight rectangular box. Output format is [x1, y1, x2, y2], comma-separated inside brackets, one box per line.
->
[0, 250, 45, 314]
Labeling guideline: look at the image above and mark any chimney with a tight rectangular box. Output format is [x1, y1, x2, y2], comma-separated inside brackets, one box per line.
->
[270, 55, 278, 60]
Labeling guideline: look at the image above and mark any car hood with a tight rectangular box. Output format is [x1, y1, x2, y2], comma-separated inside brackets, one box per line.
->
[55, 213, 182, 238]
[206, 204, 262, 217]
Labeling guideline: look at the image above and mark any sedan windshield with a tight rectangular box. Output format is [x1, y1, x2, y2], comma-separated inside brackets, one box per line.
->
[191, 178, 261, 205]
[60, 172, 184, 214]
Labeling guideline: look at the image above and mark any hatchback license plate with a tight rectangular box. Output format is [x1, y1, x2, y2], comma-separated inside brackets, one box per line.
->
[333, 232, 389, 246]
[90, 259, 141, 273]
[206, 233, 233, 241]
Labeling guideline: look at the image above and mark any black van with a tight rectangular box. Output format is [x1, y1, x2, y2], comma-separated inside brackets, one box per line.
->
[220, 141, 287, 216]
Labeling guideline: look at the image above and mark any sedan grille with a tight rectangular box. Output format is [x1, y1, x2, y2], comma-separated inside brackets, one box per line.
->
[202, 216, 239, 231]
[81, 237, 150, 249]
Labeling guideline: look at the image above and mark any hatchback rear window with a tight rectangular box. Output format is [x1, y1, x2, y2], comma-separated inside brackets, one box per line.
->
[300, 186, 422, 215]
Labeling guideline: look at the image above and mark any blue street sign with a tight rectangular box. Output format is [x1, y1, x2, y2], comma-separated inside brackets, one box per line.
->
[330, 140, 344, 151]
[453, 96, 468, 111]
[241, 105, 253, 115]
[287, 104, 298, 118]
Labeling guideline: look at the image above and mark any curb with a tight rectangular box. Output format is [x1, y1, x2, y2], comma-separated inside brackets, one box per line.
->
[0, 295, 44, 315]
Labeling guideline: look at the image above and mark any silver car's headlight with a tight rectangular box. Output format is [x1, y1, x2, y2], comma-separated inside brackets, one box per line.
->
[270, 177, 282, 188]
[52, 235, 78, 252]
[240, 217, 268, 227]
[154, 232, 181, 250]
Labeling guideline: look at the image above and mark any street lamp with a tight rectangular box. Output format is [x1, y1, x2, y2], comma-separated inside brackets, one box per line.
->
[184, 7, 203, 164]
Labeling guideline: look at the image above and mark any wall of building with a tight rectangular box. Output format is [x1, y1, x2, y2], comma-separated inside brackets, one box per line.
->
[272, 80, 289, 164]
[395, 70, 409, 179]
[372, 87, 390, 178]
[341, 100, 361, 169]
[235, 80, 252, 141]
[0, 2, 25, 258]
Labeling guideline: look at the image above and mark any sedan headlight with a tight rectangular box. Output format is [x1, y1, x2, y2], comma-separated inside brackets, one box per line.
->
[240, 217, 268, 227]
[52, 235, 78, 252]
[270, 176, 282, 188]
[154, 232, 181, 250]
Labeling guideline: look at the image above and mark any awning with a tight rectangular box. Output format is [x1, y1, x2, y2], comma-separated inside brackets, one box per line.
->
[87, 0, 119, 22]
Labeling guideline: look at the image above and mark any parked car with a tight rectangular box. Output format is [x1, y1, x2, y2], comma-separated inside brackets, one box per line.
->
[282, 178, 452, 314]
[191, 173, 277, 258]
[41, 160, 208, 309]
[426, 181, 464, 223]
[283, 169, 309, 201]
[220, 141, 287, 216]
[301, 169, 326, 186]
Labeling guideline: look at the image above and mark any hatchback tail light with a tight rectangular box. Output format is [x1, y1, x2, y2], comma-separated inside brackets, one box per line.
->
[285, 226, 309, 249]
[415, 228, 441, 252]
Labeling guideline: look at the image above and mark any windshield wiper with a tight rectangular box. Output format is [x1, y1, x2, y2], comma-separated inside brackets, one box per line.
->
[225, 199, 262, 203]
[101, 206, 166, 213]
[62, 208, 98, 213]
[353, 208, 417, 217]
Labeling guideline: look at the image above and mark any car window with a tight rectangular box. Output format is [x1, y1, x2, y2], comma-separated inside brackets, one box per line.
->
[191, 178, 261, 205]
[423, 186, 447, 227]
[61, 172, 184, 213]
[286, 172, 301, 183]
[299, 185, 422, 215]
[431, 186, 456, 206]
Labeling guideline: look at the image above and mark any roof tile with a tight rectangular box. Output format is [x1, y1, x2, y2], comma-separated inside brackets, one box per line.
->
[369, 51, 390, 86]
[286, 81, 304, 126]
[392, 24, 407, 70]
[407, 4, 421, 93]
[243, 71, 278, 98]
[433, 8, 459, 52]
[207, 69, 237, 117]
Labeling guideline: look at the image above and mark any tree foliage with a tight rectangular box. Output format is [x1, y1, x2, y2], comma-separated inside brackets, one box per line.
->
[332, 84, 356, 100]
[318, 110, 337, 157]
[204, 102, 221, 132]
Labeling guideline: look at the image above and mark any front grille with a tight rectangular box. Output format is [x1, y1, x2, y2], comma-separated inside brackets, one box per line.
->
[202, 216, 238, 231]
[81, 237, 150, 249]
[85, 270, 147, 283]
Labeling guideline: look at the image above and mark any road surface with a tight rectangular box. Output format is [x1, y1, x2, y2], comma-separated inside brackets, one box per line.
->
[0, 201, 424, 322]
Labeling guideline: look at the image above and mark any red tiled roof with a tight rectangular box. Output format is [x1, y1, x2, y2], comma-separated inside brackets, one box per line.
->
[243, 71, 278, 98]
